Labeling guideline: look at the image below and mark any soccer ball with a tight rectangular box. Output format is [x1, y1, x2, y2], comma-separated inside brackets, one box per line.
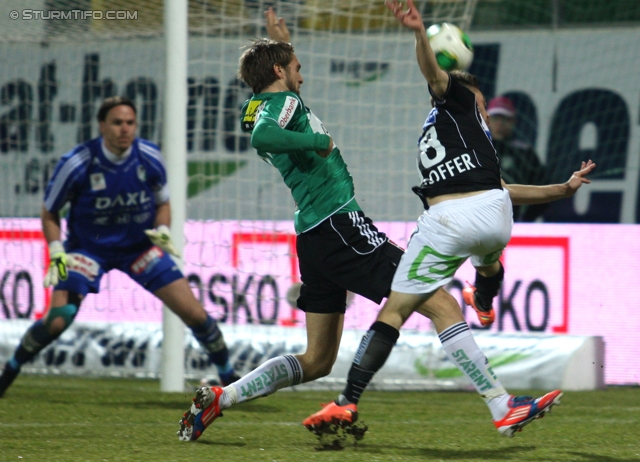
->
[426, 22, 474, 71]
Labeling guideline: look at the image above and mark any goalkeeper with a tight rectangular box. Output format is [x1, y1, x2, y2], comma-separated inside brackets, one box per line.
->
[0, 97, 238, 398]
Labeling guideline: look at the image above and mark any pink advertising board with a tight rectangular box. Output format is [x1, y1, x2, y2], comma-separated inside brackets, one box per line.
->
[1, 218, 638, 385]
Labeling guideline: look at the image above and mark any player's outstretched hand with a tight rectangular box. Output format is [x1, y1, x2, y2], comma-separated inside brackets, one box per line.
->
[145, 225, 181, 257]
[565, 160, 596, 195]
[385, 0, 424, 30]
[43, 241, 77, 288]
[265, 7, 290, 42]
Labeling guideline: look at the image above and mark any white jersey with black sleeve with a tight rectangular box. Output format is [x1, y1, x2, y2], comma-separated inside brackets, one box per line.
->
[416, 75, 502, 198]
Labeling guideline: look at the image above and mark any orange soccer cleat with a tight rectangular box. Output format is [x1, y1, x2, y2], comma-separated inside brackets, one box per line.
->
[463, 285, 495, 327]
[303, 401, 358, 434]
[178, 386, 224, 441]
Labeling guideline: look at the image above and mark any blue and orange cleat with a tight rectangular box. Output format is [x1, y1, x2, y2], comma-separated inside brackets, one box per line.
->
[178, 386, 224, 441]
[463, 285, 495, 327]
[494, 390, 563, 437]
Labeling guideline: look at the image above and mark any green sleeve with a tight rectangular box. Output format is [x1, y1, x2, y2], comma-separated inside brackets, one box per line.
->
[251, 117, 331, 154]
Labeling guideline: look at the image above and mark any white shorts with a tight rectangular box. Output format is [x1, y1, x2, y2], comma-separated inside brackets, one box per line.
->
[391, 188, 513, 295]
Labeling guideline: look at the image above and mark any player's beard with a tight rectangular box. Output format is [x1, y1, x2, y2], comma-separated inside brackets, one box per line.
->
[284, 73, 300, 95]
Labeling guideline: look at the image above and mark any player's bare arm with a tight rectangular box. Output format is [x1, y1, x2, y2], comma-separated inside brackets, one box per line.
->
[503, 160, 596, 205]
[265, 7, 290, 42]
[385, 0, 449, 97]
[41, 205, 62, 244]
[153, 201, 171, 228]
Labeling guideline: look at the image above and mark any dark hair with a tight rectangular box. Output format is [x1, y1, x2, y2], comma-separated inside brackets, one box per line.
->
[96, 96, 137, 122]
[450, 70, 479, 90]
[237, 38, 295, 94]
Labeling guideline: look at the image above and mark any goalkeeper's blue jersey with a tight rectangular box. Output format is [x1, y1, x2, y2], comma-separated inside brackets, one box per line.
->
[44, 137, 168, 257]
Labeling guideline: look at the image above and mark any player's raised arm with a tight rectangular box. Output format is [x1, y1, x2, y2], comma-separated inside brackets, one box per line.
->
[503, 160, 596, 205]
[385, 0, 449, 97]
[265, 7, 290, 42]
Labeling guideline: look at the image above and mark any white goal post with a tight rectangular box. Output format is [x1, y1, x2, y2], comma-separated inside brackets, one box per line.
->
[161, 0, 188, 393]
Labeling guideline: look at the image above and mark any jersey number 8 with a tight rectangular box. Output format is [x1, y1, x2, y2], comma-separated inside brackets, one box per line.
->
[419, 125, 446, 169]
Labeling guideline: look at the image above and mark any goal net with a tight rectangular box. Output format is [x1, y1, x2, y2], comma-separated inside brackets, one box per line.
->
[1, 0, 638, 388]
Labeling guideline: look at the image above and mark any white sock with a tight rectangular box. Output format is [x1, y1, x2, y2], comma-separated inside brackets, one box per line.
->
[439, 322, 509, 420]
[486, 394, 511, 421]
[220, 355, 303, 409]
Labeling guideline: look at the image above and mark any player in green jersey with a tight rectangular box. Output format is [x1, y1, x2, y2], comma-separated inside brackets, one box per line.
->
[177, 8, 403, 442]
[240, 89, 359, 233]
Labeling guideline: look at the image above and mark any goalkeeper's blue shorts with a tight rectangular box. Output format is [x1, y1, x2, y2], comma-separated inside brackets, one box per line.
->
[54, 244, 183, 296]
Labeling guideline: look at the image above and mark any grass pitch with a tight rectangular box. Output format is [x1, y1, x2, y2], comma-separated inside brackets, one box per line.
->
[1, 375, 639, 461]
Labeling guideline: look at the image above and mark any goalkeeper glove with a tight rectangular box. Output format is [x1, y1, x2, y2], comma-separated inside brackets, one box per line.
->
[43, 241, 75, 288]
[144, 225, 181, 257]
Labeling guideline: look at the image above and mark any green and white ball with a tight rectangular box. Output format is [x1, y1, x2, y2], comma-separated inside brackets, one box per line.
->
[426, 22, 474, 71]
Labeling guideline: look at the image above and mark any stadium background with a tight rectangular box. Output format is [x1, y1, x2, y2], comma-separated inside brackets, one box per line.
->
[0, 0, 638, 388]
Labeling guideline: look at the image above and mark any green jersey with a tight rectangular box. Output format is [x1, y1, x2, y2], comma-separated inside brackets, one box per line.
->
[240, 91, 361, 234]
